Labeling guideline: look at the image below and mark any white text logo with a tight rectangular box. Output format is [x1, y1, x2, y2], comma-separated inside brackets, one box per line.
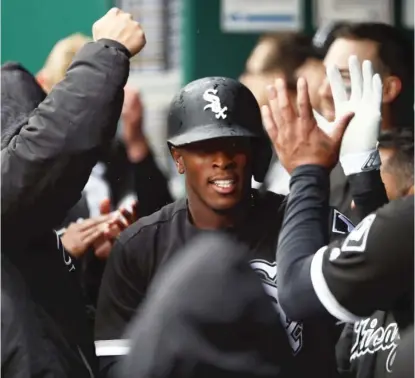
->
[351, 318, 400, 373]
[203, 88, 228, 119]
[250, 259, 303, 355]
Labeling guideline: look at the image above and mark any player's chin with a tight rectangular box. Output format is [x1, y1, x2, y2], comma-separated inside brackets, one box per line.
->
[208, 193, 244, 212]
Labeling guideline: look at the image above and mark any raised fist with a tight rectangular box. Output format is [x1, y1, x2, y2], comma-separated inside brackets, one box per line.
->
[93, 8, 146, 57]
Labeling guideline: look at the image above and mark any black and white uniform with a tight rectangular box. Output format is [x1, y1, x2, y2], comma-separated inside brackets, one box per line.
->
[95, 189, 353, 378]
[276, 165, 414, 332]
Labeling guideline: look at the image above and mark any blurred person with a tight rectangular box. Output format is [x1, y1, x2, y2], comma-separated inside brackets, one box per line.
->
[36, 29, 171, 316]
[320, 23, 413, 127]
[37, 33, 171, 219]
[118, 233, 293, 378]
[261, 53, 413, 353]
[37, 33, 92, 93]
[1, 8, 146, 377]
[336, 127, 414, 378]
[319, 22, 414, 218]
[240, 32, 327, 195]
[37, 32, 136, 216]
[377, 129, 414, 200]
[240, 32, 325, 111]
[95, 77, 354, 378]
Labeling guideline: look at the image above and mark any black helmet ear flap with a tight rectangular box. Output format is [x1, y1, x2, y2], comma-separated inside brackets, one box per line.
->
[252, 138, 272, 182]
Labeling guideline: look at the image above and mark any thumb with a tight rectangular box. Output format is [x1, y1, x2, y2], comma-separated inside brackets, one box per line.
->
[332, 112, 355, 145]
[99, 198, 112, 215]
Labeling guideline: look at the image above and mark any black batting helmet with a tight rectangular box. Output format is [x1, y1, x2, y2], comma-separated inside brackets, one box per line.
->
[167, 77, 272, 182]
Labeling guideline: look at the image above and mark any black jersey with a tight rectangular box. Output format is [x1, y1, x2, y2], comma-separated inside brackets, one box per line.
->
[276, 165, 414, 332]
[336, 311, 400, 378]
[311, 195, 414, 328]
[95, 189, 353, 377]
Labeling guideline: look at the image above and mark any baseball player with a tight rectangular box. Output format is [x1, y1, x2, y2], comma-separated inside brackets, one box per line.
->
[94, 77, 354, 377]
[261, 56, 413, 333]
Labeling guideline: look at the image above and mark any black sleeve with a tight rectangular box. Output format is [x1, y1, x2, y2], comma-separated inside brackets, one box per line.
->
[276, 165, 332, 320]
[1, 291, 31, 377]
[1, 40, 130, 244]
[94, 233, 149, 377]
[311, 196, 414, 321]
[132, 150, 173, 217]
[277, 165, 414, 322]
[348, 169, 388, 220]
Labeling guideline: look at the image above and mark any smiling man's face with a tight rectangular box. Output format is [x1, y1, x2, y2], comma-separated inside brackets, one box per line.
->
[318, 38, 380, 121]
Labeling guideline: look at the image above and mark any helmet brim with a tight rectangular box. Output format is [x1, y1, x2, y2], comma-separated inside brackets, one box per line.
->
[167, 123, 259, 147]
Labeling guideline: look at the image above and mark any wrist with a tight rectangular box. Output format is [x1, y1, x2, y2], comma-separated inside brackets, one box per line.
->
[340, 149, 380, 176]
[97, 38, 131, 58]
[290, 164, 330, 191]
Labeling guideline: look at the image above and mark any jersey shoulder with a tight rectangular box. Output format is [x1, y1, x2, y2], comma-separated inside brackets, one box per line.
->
[377, 195, 414, 222]
[258, 190, 286, 216]
[341, 196, 414, 254]
[118, 198, 187, 247]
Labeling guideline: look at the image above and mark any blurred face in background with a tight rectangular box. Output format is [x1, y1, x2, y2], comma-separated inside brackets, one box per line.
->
[295, 57, 326, 113]
[241, 34, 326, 120]
[239, 39, 285, 108]
[379, 146, 414, 200]
[319, 38, 380, 121]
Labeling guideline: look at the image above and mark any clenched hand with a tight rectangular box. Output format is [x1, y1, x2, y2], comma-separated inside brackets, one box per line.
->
[93, 7, 146, 57]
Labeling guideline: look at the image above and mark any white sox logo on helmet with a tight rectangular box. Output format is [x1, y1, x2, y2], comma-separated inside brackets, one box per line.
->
[203, 88, 228, 119]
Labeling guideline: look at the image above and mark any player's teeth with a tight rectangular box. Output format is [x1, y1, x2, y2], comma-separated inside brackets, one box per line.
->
[213, 180, 233, 188]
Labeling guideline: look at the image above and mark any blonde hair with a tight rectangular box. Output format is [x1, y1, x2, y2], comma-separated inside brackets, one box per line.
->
[39, 33, 92, 92]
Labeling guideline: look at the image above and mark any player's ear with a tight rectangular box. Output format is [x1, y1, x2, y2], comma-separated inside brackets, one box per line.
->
[382, 75, 402, 104]
[171, 147, 185, 174]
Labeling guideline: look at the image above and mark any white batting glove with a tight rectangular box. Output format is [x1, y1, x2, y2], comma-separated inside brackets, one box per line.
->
[313, 56, 383, 175]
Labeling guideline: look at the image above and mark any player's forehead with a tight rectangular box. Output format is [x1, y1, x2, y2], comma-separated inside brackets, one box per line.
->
[323, 38, 379, 76]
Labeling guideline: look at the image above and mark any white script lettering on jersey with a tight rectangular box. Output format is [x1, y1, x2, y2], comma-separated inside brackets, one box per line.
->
[351, 318, 400, 373]
[250, 259, 303, 355]
[203, 88, 228, 119]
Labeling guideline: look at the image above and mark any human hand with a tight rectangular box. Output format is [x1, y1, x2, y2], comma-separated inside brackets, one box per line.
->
[94, 201, 139, 259]
[262, 77, 354, 173]
[121, 87, 149, 162]
[313, 56, 382, 175]
[61, 215, 115, 259]
[93, 8, 146, 57]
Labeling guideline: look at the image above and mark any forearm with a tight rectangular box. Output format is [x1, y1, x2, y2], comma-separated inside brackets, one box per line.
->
[1, 40, 130, 238]
[277, 165, 330, 320]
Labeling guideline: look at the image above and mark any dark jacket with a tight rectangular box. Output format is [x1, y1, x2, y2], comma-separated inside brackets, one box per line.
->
[1, 39, 130, 377]
[1, 39, 129, 245]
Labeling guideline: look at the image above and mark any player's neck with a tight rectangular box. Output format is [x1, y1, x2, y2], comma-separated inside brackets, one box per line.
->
[381, 106, 392, 130]
[187, 193, 250, 230]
